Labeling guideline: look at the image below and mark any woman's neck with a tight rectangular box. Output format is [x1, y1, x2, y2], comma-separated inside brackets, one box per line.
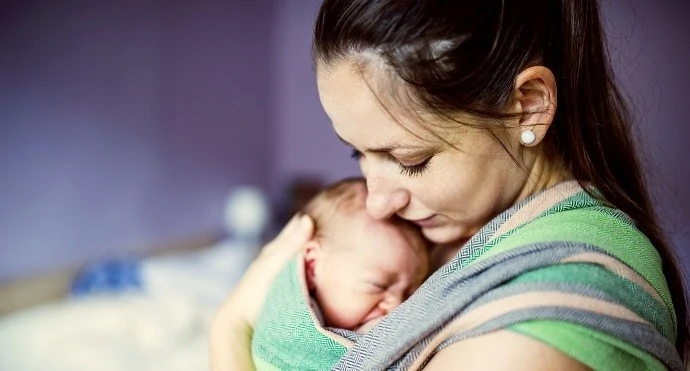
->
[514, 149, 573, 206]
[428, 151, 572, 272]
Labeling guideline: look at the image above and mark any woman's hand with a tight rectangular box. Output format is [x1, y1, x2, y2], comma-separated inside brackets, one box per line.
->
[209, 214, 314, 371]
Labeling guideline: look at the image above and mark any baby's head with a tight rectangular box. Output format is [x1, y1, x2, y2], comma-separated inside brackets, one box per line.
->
[302, 178, 429, 333]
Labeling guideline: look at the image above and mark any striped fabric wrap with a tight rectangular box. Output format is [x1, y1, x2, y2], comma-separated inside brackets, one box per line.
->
[252, 181, 682, 371]
[252, 255, 350, 370]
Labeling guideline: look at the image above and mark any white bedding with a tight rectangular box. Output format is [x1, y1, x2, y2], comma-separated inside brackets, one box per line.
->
[0, 241, 257, 371]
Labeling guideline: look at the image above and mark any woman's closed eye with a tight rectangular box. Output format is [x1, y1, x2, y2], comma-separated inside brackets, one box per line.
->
[398, 157, 432, 177]
[350, 149, 432, 177]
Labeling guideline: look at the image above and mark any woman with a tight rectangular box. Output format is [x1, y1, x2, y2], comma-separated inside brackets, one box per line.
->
[211, 1, 687, 370]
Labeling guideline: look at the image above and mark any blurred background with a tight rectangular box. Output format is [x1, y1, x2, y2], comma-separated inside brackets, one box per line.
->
[0, 0, 688, 370]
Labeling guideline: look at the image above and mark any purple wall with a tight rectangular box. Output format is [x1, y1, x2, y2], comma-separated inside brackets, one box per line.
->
[272, 0, 360, 192]
[602, 1, 690, 264]
[0, 1, 275, 282]
[274, 1, 690, 265]
[1, 1, 687, 283]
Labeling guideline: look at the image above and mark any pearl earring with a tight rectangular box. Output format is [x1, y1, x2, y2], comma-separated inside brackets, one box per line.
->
[520, 130, 536, 145]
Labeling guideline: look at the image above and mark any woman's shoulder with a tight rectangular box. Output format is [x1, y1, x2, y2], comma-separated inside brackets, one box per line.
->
[424, 205, 678, 370]
[471, 183, 663, 280]
[482, 203, 669, 303]
[489, 203, 674, 319]
[454, 204, 678, 370]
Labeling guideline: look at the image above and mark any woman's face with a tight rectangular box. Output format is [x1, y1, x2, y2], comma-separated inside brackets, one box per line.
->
[316, 59, 534, 245]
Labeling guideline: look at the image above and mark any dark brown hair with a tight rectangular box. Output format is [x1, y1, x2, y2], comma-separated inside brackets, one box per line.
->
[312, 0, 688, 359]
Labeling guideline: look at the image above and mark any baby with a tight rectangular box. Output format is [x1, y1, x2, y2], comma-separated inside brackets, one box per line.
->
[300, 178, 429, 333]
[251, 178, 430, 369]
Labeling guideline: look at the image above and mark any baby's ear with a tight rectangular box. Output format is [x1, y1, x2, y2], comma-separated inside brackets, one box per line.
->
[304, 240, 321, 291]
[304, 239, 321, 260]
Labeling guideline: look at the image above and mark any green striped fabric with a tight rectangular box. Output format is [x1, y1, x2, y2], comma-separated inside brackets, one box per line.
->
[445, 194, 677, 371]
[252, 183, 681, 370]
[490, 207, 675, 371]
[252, 256, 348, 370]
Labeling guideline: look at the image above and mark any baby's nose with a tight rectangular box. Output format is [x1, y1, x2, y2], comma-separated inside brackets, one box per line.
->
[381, 295, 404, 312]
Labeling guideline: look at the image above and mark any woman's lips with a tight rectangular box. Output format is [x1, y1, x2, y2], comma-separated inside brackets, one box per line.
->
[410, 215, 438, 228]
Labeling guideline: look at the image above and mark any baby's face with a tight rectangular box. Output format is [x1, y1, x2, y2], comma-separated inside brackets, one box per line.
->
[310, 212, 428, 332]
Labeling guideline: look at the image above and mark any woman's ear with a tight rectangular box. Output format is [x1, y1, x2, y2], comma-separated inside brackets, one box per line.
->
[304, 240, 321, 292]
[512, 66, 557, 147]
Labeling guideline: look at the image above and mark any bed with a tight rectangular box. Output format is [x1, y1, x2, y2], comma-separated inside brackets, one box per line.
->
[0, 185, 281, 371]
[0, 238, 261, 371]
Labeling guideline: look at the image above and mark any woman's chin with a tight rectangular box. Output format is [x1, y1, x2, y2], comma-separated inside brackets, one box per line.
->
[421, 224, 472, 246]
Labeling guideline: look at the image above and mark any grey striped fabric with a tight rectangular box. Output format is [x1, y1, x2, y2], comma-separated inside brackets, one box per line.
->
[331, 242, 682, 371]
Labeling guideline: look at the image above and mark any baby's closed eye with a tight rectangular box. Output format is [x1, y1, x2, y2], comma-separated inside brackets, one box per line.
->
[363, 281, 388, 293]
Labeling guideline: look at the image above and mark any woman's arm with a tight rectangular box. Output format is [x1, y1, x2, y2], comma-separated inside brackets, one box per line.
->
[423, 330, 590, 370]
[209, 214, 314, 371]
[209, 314, 254, 371]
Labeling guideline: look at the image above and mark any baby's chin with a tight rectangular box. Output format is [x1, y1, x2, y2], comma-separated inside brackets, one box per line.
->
[355, 316, 384, 333]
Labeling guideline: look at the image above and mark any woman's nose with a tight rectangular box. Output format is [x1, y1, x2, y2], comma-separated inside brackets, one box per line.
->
[365, 174, 410, 220]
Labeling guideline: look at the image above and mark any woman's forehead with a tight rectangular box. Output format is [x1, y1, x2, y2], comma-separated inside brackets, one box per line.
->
[317, 61, 388, 130]
[317, 59, 482, 152]
[318, 60, 443, 148]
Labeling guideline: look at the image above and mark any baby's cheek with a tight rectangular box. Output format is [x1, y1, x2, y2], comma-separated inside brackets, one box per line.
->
[323, 293, 372, 329]
[344, 295, 377, 322]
